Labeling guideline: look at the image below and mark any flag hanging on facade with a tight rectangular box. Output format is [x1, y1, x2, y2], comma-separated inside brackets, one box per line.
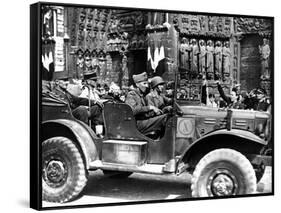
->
[147, 45, 165, 72]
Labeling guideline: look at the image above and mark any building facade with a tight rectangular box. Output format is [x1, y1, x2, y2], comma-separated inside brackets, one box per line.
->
[41, 5, 273, 95]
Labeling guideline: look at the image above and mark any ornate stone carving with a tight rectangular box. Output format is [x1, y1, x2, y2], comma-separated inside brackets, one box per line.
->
[222, 41, 231, 79]
[198, 39, 207, 76]
[259, 38, 271, 80]
[234, 17, 272, 34]
[214, 40, 222, 79]
[208, 16, 216, 32]
[206, 40, 214, 79]
[190, 16, 200, 32]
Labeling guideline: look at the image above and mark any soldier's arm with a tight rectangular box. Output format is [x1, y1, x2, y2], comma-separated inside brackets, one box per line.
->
[146, 94, 156, 107]
[125, 93, 151, 115]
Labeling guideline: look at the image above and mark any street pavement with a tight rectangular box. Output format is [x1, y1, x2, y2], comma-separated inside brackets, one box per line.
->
[43, 166, 272, 208]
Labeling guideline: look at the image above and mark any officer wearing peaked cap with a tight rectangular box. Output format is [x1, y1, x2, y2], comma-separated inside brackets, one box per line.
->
[125, 72, 168, 136]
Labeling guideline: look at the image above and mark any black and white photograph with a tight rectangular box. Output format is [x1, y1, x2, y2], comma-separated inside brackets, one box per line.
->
[29, 1, 274, 210]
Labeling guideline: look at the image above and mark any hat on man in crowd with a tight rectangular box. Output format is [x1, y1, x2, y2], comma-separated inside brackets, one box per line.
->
[150, 76, 165, 88]
[83, 70, 97, 81]
[132, 72, 148, 84]
[256, 88, 266, 95]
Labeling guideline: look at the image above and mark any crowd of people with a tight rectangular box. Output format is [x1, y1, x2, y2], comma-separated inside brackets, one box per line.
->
[201, 77, 271, 112]
[42, 71, 271, 138]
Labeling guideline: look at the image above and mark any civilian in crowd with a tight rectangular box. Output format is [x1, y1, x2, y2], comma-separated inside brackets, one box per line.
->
[216, 80, 244, 109]
[103, 82, 124, 103]
[254, 88, 270, 111]
[207, 93, 218, 108]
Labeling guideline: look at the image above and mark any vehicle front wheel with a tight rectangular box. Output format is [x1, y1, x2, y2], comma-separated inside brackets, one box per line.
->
[191, 148, 256, 197]
[42, 137, 88, 203]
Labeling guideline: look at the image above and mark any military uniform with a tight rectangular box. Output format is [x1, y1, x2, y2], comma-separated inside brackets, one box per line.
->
[125, 72, 167, 135]
[43, 81, 103, 125]
[126, 89, 167, 135]
[146, 76, 172, 113]
[146, 91, 172, 113]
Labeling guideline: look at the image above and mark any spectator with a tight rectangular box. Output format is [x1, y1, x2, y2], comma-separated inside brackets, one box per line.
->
[207, 93, 218, 108]
[254, 88, 270, 111]
[216, 80, 244, 109]
[103, 82, 124, 103]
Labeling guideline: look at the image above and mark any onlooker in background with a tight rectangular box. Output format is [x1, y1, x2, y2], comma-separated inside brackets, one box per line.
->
[165, 81, 175, 99]
[216, 80, 243, 109]
[254, 88, 270, 111]
[243, 89, 257, 110]
[103, 82, 124, 103]
[207, 93, 218, 108]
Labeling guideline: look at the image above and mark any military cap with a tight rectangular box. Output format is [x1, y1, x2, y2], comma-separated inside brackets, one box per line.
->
[132, 72, 148, 83]
[150, 76, 165, 88]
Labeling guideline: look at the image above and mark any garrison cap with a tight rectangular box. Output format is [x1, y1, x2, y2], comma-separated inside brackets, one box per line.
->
[132, 72, 148, 83]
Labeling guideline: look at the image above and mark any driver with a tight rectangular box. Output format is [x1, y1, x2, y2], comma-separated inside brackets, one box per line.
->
[145, 76, 173, 114]
[125, 72, 167, 135]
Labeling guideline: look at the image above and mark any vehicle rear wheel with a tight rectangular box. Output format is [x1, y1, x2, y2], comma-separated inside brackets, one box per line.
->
[42, 137, 87, 203]
[191, 149, 256, 197]
[102, 170, 133, 178]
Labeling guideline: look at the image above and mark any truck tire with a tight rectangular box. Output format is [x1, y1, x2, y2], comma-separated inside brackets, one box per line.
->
[191, 148, 256, 197]
[42, 137, 88, 203]
[102, 170, 133, 178]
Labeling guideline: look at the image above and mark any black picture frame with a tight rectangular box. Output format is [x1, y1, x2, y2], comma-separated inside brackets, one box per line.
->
[30, 1, 274, 210]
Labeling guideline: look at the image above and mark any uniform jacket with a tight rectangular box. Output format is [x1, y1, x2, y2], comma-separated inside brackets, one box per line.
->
[145, 90, 172, 110]
[125, 89, 151, 120]
[43, 81, 97, 110]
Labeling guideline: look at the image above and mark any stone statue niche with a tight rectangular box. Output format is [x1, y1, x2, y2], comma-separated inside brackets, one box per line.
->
[259, 38, 271, 80]
[222, 41, 231, 80]
[179, 37, 190, 70]
[214, 40, 222, 80]
[206, 40, 214, 80]
[191, 39, 199, 77]
[198, 39, 207, 78]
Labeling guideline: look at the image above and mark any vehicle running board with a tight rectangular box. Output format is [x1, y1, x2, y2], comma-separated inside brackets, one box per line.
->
[89, 160, 166, 175]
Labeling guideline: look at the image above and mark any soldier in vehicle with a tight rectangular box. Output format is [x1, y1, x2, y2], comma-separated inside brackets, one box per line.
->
[146, 76, 173, 114]
[125, 72, 168, 135]
[45, 79, 103, 128]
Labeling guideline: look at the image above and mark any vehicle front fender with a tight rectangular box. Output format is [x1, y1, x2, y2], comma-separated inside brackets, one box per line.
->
[179, 129, 267, 168]
[42, 119, 99, 170]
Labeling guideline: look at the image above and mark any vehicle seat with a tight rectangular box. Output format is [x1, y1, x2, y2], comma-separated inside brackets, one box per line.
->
[103, 103, 154, 142]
